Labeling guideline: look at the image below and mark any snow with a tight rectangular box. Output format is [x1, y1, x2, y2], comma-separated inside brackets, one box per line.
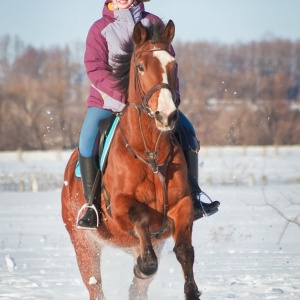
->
[0, 146, 300, 299]
[5, 255, 16, 273]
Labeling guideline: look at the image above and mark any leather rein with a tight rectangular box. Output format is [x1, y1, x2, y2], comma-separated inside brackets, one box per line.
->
[119, 47, 177, 239]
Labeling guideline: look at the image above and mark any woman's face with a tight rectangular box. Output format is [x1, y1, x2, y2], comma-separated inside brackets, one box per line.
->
[112, 0, 134, 10]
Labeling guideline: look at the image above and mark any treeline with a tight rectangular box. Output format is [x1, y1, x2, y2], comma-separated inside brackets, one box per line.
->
[0, 36, 87, 150]
[0, 35, 299, 150]
[175, 40, 300, 145]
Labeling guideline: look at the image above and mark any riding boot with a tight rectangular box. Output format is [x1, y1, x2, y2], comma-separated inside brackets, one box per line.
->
[77, 153, 100, 230]
[184, 150, 220, 221]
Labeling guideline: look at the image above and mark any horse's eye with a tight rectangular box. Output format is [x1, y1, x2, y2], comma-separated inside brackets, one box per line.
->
[137, 64, 144, 72]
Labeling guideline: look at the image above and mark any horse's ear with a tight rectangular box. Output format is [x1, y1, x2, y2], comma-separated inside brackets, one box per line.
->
[162, 20, 175, 46]
[133, 21, 147, 48]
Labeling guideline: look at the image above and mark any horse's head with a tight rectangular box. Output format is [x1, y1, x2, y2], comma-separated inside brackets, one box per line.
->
[132, 20, 178, 132]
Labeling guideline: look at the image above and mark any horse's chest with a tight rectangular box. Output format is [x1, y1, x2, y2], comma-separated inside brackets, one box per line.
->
[135, 176, 164, 204]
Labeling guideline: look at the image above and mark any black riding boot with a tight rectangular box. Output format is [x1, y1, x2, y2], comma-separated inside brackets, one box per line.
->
[76, 153, 100, 230]
[184, 150, 220, 220]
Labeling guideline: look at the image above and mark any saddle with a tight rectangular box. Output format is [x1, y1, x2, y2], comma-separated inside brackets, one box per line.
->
[75, 114, 119, 178]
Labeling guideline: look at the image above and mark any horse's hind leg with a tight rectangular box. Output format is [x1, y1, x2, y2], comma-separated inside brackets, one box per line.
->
[129, 276, 152, 300]
[70, 230, 105, 300]
[129, 243, 164, 300]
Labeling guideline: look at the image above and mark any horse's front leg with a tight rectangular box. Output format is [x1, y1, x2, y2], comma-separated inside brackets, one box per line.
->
[129, 204, 158, 279]
[171, 196, 201, 300]
[114, 197, 158, 279]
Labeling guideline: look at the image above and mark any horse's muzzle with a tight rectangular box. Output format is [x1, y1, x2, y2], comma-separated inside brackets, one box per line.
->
[154, 109, 178, 131]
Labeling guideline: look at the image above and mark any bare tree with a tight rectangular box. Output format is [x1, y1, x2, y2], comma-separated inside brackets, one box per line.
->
[0, 35, 299, 150]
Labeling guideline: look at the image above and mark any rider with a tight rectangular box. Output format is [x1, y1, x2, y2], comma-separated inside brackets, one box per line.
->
[77, 0, 220, 229]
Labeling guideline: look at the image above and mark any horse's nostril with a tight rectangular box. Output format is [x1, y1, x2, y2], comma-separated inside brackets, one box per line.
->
[154, 111, 164, 123]
[168, 109, 178, 124]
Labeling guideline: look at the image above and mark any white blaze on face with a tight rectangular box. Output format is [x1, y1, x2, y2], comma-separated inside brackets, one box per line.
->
[153, 50, 176, 115]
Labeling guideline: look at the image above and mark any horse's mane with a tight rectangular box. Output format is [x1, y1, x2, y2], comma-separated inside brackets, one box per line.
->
[112, 21, 167, 97]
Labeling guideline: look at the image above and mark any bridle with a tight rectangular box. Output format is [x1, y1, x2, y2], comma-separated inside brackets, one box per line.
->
[132, 47, 177, 116]
[119, 45, 178, 239]
[122, 45, 178, 168]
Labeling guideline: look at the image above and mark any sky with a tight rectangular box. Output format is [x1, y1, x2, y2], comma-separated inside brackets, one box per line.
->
[0, 0, 300, 48]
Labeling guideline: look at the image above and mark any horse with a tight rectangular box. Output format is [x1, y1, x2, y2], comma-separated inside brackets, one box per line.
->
[61, 20, 201, 300]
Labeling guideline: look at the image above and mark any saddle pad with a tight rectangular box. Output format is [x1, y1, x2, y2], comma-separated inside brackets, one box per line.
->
[75, 116, 120, 178]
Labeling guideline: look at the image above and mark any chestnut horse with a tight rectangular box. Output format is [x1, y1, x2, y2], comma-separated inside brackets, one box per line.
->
[61, 20, 201, 300]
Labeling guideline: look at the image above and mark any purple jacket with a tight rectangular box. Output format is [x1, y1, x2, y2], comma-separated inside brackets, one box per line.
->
[84, 0, 164, 112]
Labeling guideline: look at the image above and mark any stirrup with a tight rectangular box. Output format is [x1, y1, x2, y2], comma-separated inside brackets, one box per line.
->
[198, 191, 219, 217]
[76, 203, 99, 230]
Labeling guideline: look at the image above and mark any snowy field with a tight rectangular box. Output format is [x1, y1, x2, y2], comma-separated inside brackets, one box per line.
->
[0, 146, 300, 299]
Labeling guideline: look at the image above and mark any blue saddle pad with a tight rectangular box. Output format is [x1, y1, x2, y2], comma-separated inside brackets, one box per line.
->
[75, 116, 120, 178]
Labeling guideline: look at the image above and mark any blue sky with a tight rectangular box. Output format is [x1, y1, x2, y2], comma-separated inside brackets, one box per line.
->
[1, 0, 300, 48]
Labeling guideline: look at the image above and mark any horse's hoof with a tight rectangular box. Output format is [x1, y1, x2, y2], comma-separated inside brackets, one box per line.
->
[185, 281, 201, 300]
[185, 292, 201, 300]
[133, 255, 158, 279]
[185, 291, 201, 299]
